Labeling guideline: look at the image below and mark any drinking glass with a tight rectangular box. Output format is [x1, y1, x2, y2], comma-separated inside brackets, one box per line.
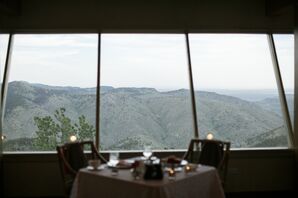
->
[143, 145, 152, 160]
[109, 152, 119, 175]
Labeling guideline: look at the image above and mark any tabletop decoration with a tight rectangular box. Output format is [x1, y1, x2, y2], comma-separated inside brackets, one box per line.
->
[184, 164, 191, 174]
[166, 156, 181, 165]
[166, 156, 182, 171]
[184, 163, 198, 174]
[131, 160, 143, 180]
[143, 164, 163, 180]
[167, 167, 176, 180]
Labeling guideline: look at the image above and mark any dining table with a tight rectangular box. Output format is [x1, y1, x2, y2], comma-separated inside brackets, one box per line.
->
[70, 163, 225, 198]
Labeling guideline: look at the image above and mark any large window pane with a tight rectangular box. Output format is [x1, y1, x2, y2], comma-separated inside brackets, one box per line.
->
[100, 34, 193, 151]
[0, 34, 10, 148]
[3, 34, 98, 151]
[0, 34, 9, 85]
[189, 34, 289, 148]
[273, 34, 294, 126]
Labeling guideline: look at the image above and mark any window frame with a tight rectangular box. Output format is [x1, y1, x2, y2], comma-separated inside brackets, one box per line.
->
[0, 32, 294, 153]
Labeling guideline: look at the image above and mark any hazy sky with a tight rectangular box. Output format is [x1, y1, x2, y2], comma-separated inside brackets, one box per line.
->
[0, 33, 293, 91]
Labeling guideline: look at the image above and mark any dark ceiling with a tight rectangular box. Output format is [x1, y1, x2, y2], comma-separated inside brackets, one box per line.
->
[0, 0, 296, 33]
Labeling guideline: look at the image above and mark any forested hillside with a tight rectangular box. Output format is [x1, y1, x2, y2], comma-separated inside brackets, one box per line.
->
[2, 81, 288, 151]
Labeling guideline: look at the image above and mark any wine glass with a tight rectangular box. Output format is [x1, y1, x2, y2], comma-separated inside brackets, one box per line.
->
[109, 152, 119, 175]
[143, 145, 152, 160]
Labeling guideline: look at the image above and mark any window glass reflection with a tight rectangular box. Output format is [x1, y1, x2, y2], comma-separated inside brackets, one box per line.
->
[100, 34, 193, 150]
[3, 34, 98, 151]
[189, 34, 289, 148]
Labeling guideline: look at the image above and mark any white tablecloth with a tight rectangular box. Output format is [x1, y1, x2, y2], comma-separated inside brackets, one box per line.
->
[71, 165, 225, 198]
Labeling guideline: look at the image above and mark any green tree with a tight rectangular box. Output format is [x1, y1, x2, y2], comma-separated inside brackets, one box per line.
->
[33, 108, 95, 150]
[33, 116, 59, 150]
[54, 108, 76, 143]
[74, 115, 95, 141]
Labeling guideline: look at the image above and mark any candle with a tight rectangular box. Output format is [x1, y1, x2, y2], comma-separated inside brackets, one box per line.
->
[185, 165, 191, 173]
[69, 135, 77, 142]
[1, 135, 6, 140]
[206, 132, 214, 140]
[169, 169, 174, 175]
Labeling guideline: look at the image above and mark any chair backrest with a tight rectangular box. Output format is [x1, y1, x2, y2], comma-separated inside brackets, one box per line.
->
[183, 138, 230, 186]
[56, 140, 106, 196]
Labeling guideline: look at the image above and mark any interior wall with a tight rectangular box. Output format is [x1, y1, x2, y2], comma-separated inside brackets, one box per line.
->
[0, 0, 294, 33]
[2, 150, 295, 197]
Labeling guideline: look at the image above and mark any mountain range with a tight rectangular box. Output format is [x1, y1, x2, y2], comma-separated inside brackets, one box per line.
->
[2, 81, 289, 151]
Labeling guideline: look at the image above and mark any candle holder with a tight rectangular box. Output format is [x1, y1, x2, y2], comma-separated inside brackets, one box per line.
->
[184, 164, 191, 174]
[168, 168, 176, 180]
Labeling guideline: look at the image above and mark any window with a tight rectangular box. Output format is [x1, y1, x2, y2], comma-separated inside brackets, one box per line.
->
[2, 33, 293, 152]
[0, 34, 9, 84]
[3, 34, 98, 151]
[100, 34, 193, 150]
[273, 34, 294, 126]
[0, 34, 9, 145]
[189, 34, 289, 148]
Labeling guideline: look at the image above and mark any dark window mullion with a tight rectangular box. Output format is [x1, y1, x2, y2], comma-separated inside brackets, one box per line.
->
[96, 33, 101, 150]
[1, 34, 13, 123]
[185, 33, 199, 139]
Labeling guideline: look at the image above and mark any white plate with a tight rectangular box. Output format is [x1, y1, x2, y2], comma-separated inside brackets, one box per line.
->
[164, 167, 183, 172]
[87, 165, 105, 171]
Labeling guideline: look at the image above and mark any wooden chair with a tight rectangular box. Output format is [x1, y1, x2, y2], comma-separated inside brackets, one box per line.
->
[183, 138, 231, 187]
[56, 140, 106, 197]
